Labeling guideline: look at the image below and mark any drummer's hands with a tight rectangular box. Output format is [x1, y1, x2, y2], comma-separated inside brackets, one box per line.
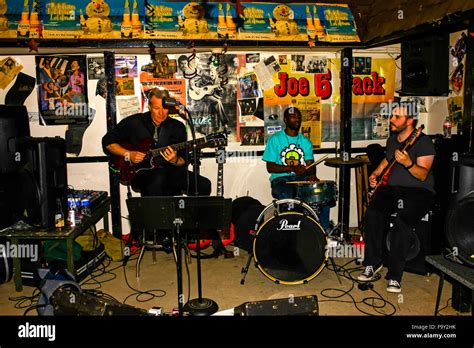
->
[307, 175, 319, 182]
[291, 165, 307, 175]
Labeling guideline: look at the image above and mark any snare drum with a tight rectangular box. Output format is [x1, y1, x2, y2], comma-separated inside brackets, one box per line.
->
[295, 180, 337, 207]
[253, 199, 328, 285]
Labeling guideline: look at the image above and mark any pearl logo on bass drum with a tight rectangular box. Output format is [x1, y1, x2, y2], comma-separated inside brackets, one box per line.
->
[277, 219, 301, 231]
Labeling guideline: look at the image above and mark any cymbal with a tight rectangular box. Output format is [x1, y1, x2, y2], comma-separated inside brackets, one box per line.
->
[324, 157, 365, 168]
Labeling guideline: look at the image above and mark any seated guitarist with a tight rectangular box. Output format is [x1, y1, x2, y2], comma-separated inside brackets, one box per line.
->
[358, 104, 435, 293]
[102, 88, 211, 196]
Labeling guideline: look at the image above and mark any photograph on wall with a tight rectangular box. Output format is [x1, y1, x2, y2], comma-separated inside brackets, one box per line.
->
[353, 56, 371, 75]
[0, 56, 23, 89]
[186, 53, 238, 141]
[240, 126, 264, 146]
[291, 55, 306, 72]
[115, 55, 138, 78]
[246, 53, 260, 64]
[35, 55, 89, 125]
[278, 55, 288, 65]
[238, 73, 261, 98]
[116, 77, 135, 96]
[305, 57, 327, 74]
[372, 114, 389, 139]
[87, 56, 105, 80]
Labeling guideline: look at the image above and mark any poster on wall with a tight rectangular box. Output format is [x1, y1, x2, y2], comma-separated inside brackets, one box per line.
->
[41, 0, 145, 39]
[35, 55, 89, 125]
[263, 54, 323, 148]
[185, 53, 239, 141]
[448, 31, 467, 128]
[238, 2, 359, 42]
[144, 1, 237, 40]
[139, 71, 187, 110]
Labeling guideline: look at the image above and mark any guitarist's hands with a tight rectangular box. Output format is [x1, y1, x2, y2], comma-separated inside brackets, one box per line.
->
[126, 151, 145, 164]
[369, 173, 378, 188]
[160, 146, 179, 165]
[394, 149, 413, 168]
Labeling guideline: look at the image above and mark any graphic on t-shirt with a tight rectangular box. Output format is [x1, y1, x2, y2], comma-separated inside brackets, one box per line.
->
[280, 144, 305, 166]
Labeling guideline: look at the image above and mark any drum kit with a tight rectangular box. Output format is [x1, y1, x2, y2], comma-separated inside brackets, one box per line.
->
[240, 155, 365, 286]
[240, 180, 341, 285]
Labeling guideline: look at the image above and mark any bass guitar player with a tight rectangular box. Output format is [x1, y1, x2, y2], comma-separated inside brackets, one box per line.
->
[358, 104, 436, 294]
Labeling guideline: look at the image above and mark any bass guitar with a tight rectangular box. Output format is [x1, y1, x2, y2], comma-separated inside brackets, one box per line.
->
[110, 131, 227, 185]
[368, 125, 424, 203]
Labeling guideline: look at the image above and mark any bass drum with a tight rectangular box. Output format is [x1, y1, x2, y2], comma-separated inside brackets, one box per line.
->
[253, 199, 328, 285]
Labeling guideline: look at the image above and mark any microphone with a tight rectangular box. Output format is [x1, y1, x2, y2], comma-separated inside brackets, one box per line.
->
[162, 97, 180, 108]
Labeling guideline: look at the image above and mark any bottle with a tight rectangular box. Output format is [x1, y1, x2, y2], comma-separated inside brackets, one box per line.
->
[17, 0, 30, 39]
[443, 116, 453, 139]
[54, 198, 65, 231]
[306, 6, 316, 40]
[131, 0, 141, 37]
[121, 0, 132, 38]
[217, 3, 227, 38]
[67, 195, 76, 227]
[225, 3, 236, 36]
[29, 0, 40, 38]
[313, 5, 325, 38]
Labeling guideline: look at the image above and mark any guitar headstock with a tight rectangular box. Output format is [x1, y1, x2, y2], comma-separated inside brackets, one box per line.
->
[407, 125, 424, 146]
[203, 131, 228, 148]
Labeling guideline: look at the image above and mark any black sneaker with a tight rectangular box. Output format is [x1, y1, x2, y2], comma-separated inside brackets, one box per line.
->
[387, 279, 401, 293]
[357, 264, 383, 281]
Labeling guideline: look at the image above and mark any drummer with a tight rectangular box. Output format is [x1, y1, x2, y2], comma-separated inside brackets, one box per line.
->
[262, 106, 331, 233]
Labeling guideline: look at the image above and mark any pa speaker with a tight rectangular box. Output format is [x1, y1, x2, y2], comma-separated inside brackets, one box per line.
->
[400, 34, 449, 96]
[0, 105, 30, 174]
[18, 137, 68, 229]
[445, 153, 474, 267]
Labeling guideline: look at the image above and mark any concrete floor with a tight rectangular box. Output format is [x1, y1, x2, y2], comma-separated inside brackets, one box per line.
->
[0, 243, 470, 317]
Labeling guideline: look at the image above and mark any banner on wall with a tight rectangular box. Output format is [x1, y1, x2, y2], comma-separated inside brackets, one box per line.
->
[239, 2, 359, 42]
[0, 1, 359, 43]
[35, 55, 90, 126]
[448, 31, 467, 128]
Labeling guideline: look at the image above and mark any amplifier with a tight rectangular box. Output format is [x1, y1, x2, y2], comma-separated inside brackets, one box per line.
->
[234, 295, 319, 316]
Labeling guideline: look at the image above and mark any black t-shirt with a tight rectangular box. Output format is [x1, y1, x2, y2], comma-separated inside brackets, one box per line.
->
[102, 112, 187, 167]
[385, 132, 436, 192]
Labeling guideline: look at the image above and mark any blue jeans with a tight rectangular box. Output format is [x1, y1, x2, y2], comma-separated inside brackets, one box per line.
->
[271, 175, 331, 234]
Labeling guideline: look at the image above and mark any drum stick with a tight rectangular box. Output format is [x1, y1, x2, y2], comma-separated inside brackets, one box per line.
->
[306, 154, 328, 170]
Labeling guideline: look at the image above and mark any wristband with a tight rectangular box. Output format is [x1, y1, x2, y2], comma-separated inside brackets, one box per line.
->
[405, 161, 415, 170]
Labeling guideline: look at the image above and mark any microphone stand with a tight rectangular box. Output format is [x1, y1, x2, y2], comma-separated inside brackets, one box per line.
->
[176, 103, 218, 316]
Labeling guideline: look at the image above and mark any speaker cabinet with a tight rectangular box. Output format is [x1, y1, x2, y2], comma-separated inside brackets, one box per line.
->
[0, 105, 30, 174]
[18, 137, 68, 229]
[401, 34, 449, 96]
[445, 153, 474, 267]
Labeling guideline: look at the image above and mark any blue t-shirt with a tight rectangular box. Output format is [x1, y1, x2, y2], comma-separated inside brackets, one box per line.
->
[262, 130, 314, 182]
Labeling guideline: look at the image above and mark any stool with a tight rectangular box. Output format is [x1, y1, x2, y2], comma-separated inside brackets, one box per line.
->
[384, 211, 433, 275]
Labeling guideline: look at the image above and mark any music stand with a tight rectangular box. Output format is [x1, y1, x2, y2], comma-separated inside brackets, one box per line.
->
[126, 196, 232, 316]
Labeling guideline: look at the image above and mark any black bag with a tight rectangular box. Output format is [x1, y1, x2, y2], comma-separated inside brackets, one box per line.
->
[232, 197, 265, 253]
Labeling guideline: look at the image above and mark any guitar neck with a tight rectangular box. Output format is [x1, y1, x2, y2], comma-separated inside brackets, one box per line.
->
[149, 137, 206, 157]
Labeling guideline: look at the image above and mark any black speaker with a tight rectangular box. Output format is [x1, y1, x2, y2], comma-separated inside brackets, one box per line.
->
[445, 153, 474, 267]
[18, 137, 68, 229]
[400, 34, 449, 96]
[0, 105, 30, 174]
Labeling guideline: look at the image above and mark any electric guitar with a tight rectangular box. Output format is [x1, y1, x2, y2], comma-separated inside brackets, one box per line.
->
[368, 125, 424, 203]
[110, 131, 227, 185]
